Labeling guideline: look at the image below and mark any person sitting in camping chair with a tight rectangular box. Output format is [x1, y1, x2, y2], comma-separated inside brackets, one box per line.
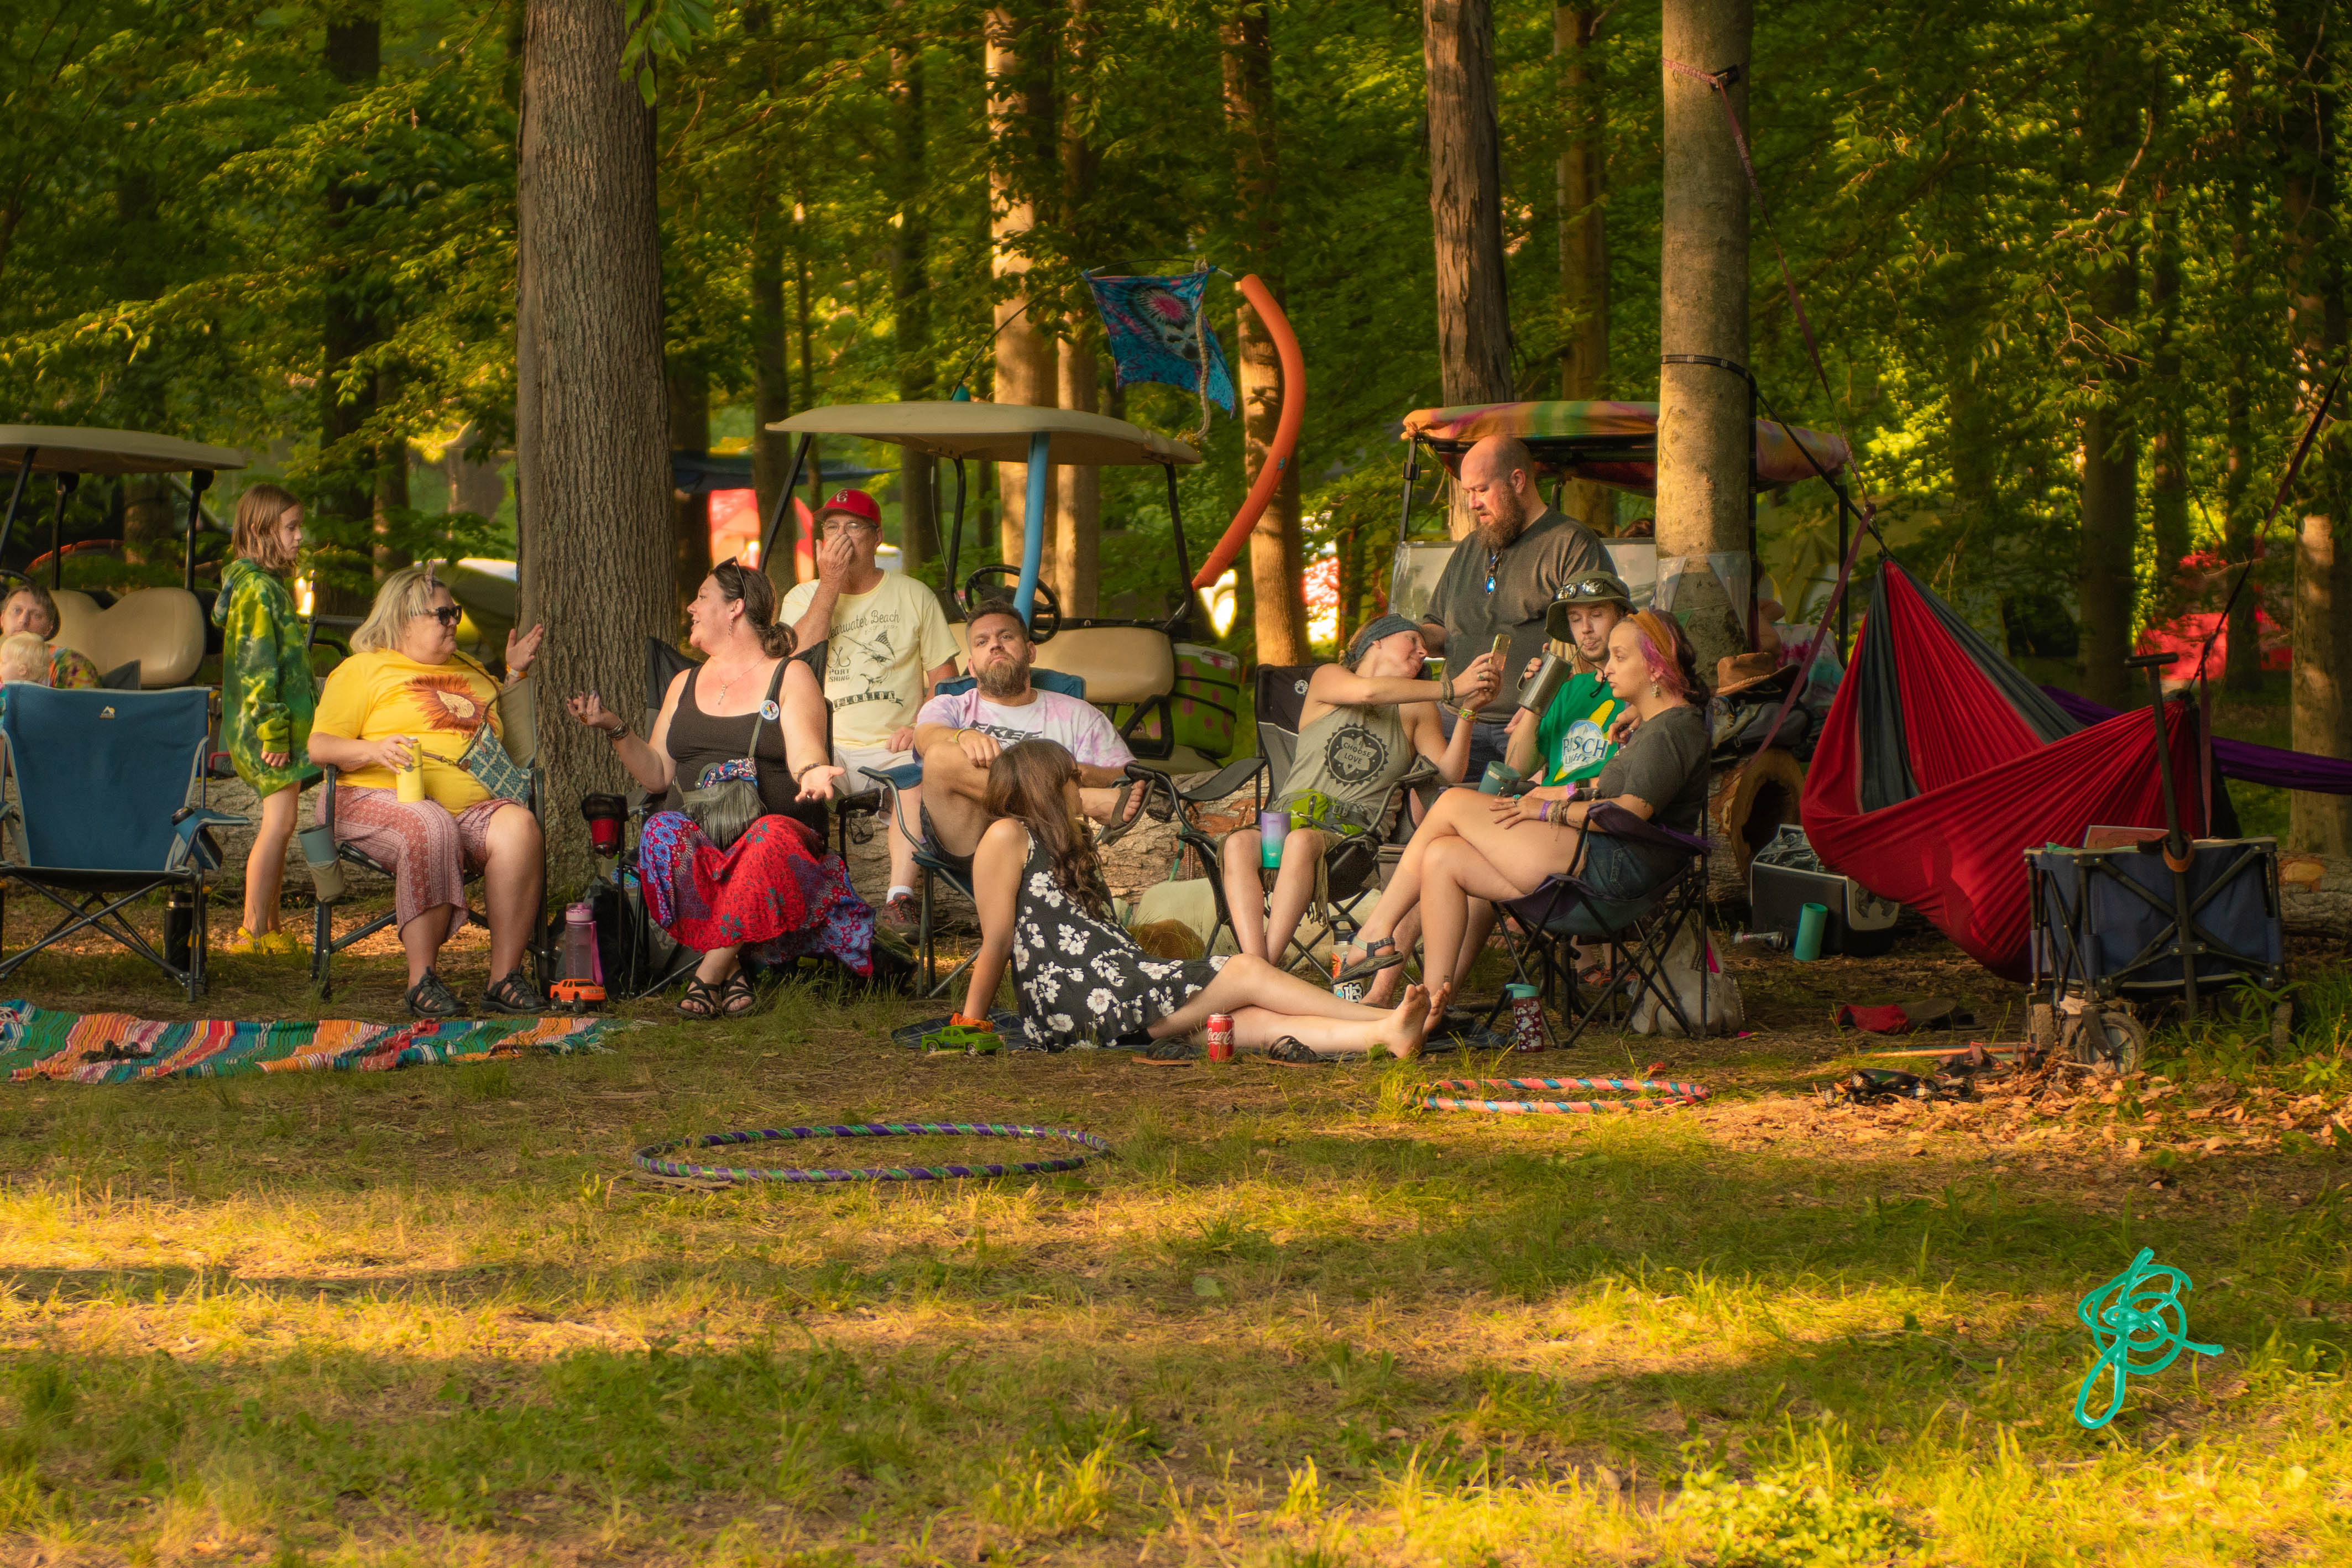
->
[1335, 611, 1712, 1019]
[1221, 614, 1495, 975]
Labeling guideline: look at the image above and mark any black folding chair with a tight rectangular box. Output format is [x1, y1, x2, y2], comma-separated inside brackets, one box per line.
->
[0, 687, 247, 1003]
[1484, 802, 1712, 1049]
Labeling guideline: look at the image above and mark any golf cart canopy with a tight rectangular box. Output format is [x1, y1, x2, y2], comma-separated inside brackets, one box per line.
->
[769, 403, 1199, 467]
[0, 426, 248, 478]
[1401, 399, 1848, 495]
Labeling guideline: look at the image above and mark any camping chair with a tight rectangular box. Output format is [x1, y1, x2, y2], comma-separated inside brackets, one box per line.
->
[831, 665, 1093, 855]
[0, 686, 246, 1003]
[1247, 663, 1438, 976]
[309, 678, 543, 1002]
[1483, 803, 1712, 1050]
[1118, 757, 1271, 957]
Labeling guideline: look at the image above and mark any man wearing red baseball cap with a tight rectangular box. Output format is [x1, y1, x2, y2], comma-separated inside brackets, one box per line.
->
[782, 488, 959, 930]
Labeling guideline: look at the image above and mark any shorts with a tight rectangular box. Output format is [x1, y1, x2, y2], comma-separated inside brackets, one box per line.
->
[919, 803, 975, 879]
[832, 740, 917, 796]
[1579, 832, 1671, 903]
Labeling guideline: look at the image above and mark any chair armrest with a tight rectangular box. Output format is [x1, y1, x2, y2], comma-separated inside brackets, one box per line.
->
[859, 764, 926, 846]
[319, 764, 339, 830]
[1174, 756, 1265, 804]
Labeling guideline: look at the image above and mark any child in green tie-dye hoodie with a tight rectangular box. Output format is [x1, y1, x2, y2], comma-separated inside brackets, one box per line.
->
[213, 484, 318, 955]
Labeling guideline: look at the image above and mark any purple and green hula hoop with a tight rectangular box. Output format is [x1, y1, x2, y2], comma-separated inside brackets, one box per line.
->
[1415, 1077, 1710, 1115]
[634, 1121, 1113, 1184]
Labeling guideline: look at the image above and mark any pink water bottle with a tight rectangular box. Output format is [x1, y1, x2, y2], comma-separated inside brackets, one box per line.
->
[562, 902, 602, 986]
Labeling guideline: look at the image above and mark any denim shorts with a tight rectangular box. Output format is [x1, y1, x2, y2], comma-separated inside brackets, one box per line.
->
[1580, 832, 1666, 902]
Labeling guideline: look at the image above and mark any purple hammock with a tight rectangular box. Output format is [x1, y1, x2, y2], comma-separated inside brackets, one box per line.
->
[2043, 686, 2352, 796]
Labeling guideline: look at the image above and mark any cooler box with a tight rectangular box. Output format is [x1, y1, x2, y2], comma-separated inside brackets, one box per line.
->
[1749, 824, 1900, 957]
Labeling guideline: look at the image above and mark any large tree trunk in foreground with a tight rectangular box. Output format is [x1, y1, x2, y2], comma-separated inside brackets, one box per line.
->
[515, 0, 675, 887]
[987, 1, 1057, 578]
[2282, 0, 2352, 855]
[1653, 0, 1751, 677]
[1425, 0, 1512, 541]
[891, 17, 939, 579]
[1556, 2, 1612, 535]
[1225, 0, 1308, 661]
[1053, 0, 1100, 618]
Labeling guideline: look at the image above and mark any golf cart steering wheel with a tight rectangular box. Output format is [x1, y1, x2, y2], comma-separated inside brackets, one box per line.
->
[960, 566, 1061, 644]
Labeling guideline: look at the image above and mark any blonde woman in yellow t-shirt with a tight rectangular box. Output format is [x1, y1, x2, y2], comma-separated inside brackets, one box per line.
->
[307, 565, 546, 1019]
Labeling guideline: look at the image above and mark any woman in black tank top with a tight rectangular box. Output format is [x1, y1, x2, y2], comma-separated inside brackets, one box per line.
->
[564, 561, 876, 1017]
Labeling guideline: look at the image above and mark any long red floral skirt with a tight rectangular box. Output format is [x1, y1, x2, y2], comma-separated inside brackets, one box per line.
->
[637, 810, 873, 974]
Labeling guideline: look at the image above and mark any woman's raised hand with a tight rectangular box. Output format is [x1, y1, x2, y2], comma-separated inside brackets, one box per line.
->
[565, 691, 624, 734]
[1455, 651, 1499, 705]
[506, 622, 546, 677]
[795, 764, 845, 801]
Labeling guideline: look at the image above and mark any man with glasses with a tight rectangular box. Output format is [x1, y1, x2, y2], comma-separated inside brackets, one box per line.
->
[1415, 434, 1608, 778]
[781, 488, 960, 931]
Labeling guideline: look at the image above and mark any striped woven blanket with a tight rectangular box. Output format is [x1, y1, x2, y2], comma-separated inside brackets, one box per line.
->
[0, 1002, 618, 1085]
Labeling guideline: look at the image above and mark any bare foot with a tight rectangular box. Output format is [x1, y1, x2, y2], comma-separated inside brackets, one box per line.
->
[1425, 978, 1456, 1026]
[1371, 982, 1433, 1059]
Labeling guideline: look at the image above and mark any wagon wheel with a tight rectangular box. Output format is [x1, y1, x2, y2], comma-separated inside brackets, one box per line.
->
[2064, 1003, 2146, 1075]
[960, 566, 1062, 644]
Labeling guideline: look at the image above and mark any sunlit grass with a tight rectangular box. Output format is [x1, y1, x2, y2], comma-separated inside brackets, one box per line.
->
[0, 950, 2348, 1562]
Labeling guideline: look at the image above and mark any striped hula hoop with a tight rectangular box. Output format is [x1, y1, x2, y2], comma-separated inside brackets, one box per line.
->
[634, 1121, 1112, 1184]
[1415, 1077, 1710, 1115]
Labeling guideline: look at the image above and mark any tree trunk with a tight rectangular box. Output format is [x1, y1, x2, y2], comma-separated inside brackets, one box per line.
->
[891, 15, 939, 578]
[793, 227, 822, 582]
[112, 166, 176, 567]
[667, 364, 710, 612]
[1053, 0, 1099, 616]
[1654, 0, 1750, 676]
[2222, 68, 2260, 693]
[317, 8, 385, 616]
[372, 393, 410, 580]
[1555, 2, 1612, 535]
[2282, 0, 2352, 854]
[515, 0, 675, 886]
[1425, 0, 1512, 540]
[2075, 248, 2139, 709]
[2147, 76, 2190, 594]
[751, 196, 793, 588]
[987, 0, 1057, 577]
[1224, 0, 1308, 662]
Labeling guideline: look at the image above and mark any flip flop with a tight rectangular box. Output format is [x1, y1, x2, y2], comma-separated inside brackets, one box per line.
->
[1096, 781, 1149, 846]
[1333, 936, 1405, 986]
[1261, 1037, 1331, 1066]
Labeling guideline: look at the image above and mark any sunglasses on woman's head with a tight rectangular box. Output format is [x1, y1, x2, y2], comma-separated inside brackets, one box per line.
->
[413, 606, 462, 628]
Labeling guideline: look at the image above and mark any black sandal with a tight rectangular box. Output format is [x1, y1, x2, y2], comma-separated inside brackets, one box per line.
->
[405, 969, 462, 1020]
[677, 976, 723, 1020]
[1262, 1036, 1332, 1066]
[720, 970, 757, 1017]
[1096, 781, 1147, 846]
[1334, 937, 1405, 986]
[481, 970, 545, 1015]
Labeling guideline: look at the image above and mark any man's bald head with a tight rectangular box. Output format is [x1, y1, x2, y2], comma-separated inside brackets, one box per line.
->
[1460, 434, 1540, 546]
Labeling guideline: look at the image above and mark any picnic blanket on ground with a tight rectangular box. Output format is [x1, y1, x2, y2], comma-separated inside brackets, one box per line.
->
[0, 1002, 619, 1085]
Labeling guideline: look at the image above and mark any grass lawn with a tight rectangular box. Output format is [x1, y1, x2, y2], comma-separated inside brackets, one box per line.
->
[1, 905, 2350, 1566]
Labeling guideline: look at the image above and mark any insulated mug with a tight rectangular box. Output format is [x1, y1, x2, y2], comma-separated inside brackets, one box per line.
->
[1480, 761, 1521, 795]
[1258, 808, 1288, 869]
[299, 822, 344, 903]
[394, 737, 425, 803]
[1794, 901, 1829, 962]
[1504, 982, 1545, 1052]
[1518, 650, 1573, 715]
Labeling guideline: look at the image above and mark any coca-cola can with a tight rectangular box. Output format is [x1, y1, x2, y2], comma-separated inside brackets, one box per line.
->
[1205, 1013, 1235, 1062]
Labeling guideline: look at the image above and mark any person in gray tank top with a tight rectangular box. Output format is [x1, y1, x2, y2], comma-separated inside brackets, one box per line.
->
[1221, 615, 1498, 974]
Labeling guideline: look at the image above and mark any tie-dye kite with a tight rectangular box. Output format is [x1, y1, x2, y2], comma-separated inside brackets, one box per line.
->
[1086, 272, 1236, 416]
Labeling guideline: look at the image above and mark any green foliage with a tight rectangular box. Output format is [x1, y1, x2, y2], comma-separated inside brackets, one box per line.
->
[1679, 1462, 1921, 1567]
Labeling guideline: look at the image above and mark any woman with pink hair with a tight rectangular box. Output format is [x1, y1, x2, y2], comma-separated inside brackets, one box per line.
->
[1333, 610, 1713, 1015]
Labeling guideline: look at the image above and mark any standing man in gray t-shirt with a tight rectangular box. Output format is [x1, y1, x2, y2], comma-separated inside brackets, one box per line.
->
[1418, 433, 1609, 778]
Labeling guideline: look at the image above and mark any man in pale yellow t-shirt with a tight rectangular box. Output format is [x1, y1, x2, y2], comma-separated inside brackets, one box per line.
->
[781, 488, 960, 930]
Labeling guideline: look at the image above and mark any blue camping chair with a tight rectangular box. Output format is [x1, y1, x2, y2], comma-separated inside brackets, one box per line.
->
[1483, 802, 1713, 1050]
[851, 668, 1093, 998]
[0, 686, 246, 1002]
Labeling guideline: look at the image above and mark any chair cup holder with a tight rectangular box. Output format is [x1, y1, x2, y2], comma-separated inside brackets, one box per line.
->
[299, 824, 345, 904]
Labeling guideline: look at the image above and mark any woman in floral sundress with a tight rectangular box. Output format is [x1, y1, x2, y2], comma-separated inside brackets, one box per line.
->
[957, 740, 1435, 1061]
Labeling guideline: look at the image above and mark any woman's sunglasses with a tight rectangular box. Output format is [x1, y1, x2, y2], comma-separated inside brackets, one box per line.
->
[412, 606, 463, 629]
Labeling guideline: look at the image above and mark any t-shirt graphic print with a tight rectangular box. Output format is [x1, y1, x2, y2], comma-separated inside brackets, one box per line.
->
[780, 573, 960, 749]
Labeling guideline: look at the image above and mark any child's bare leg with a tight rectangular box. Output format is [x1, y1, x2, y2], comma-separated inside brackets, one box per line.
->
[242, 783, 297, 934]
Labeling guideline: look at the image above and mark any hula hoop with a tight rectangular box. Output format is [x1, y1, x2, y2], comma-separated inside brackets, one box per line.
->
[1414, 1077, 1710, 1115]
[634, 1121, 1112, 1184]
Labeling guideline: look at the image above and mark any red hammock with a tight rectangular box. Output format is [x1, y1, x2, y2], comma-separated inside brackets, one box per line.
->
[1800, 565, 2203, 981]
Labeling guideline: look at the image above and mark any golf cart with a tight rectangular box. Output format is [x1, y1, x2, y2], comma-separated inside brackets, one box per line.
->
[0, 426, 249, 688]
[1391, 400, 1853, 643]
[765, 401, 1238, 774]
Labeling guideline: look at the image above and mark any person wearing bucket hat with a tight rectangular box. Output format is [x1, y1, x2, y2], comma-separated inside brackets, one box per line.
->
[780, 487, 961, 930]
[1503, 569, 1635, 791]
[1217, 616, 1498, 977]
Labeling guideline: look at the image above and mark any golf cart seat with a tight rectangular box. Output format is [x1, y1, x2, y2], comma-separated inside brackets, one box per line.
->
[947, 620, 1174, 707]
[51, 588, 206, 688]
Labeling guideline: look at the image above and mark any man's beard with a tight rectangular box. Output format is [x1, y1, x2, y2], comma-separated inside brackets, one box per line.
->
[1475, 488, 1530, 549]
[975, 651, 1032, 699]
